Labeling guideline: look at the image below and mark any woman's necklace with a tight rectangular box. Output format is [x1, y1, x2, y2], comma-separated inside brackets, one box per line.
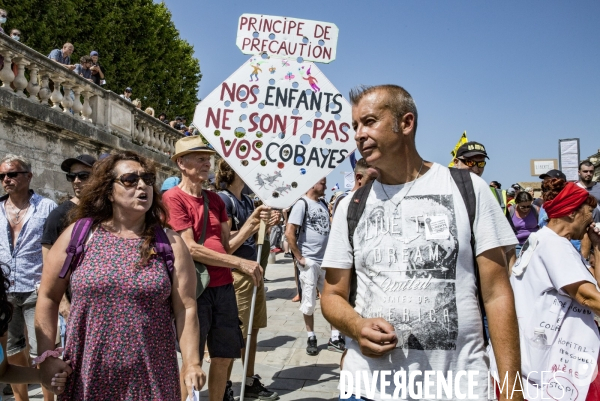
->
[6, 198, 30, 225]
[379, 160, 425, 214]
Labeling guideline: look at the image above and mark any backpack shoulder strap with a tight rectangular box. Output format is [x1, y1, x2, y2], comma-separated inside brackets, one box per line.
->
[59, 218, 94, 279]
[220, 190, 239, 230]
[347, 180, 374, 248]
[449, 168, 488, 345]
[154, 226, 175, 280]
[292, 197, 309, 236]
[449, 169, 476, 231]
[508, 204, 516, 218]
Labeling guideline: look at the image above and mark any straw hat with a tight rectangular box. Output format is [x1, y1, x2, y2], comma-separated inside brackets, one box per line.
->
[171, 136, 215, 162]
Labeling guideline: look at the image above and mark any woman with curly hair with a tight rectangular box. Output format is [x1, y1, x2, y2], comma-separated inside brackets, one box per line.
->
[0, 262, 68, 389]
[34, 151, 205, 400]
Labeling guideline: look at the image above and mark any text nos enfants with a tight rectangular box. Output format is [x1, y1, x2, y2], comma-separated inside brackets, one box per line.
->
[203, 82, 350, 167]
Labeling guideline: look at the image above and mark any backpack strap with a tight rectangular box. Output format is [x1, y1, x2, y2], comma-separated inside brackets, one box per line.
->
[449, 168, 488, 346]
[347, 180, 374, 307]
[347, 181, 374, 248]
[220, 190, 240, 230]
[59, 218, 94, 279]
[292, 197, 309, 238]
[154, 226, 174, 280]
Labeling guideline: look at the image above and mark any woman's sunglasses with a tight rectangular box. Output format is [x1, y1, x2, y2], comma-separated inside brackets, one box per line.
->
[66, 172, 91, 182]
[458, 158, 487, 168]
[114, 172, 156, 187]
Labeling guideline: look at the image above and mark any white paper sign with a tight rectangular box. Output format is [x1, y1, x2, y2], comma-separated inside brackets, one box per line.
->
[236, 14, 339, 63]
[559, 138, 580, 181]
[343, 171, 354, 190]
[193, 56, 355, 209]
[533, 160, 557, 175]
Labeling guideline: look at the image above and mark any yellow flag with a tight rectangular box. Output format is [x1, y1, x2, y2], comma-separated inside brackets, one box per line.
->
[448, 131, 468, 167]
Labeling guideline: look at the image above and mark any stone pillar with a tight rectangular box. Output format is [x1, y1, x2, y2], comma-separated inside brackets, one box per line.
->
[26, 65, 41, 102]
[72, 86, 83, 119]
[50, 75, 64, 109]
[0, 51, 15, 90]
[38, 71, 52, 106]
[12, 57, 30, 98]
[61, 80, 74, 113]
[81, 91, 93, 122]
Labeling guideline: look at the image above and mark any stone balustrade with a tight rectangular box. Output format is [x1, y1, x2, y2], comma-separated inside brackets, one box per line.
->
[0, 34, 182, 156]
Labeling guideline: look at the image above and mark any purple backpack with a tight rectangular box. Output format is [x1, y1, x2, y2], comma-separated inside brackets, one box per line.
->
[58, 217, 175, 279]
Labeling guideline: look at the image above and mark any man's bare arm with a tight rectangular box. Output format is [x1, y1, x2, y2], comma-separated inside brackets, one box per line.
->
[478, 247, 523, 401]
[285, 223, 303, 261]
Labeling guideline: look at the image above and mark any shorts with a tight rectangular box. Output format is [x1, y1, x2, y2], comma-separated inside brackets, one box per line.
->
[233, 270, 267, 339]
[7, 291, 39, 357]
[197, 283, 244, 359]
[298, 258, 325, 316]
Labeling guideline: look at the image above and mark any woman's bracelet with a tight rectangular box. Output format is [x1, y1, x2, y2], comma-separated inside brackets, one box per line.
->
[32, 348, 64, 366]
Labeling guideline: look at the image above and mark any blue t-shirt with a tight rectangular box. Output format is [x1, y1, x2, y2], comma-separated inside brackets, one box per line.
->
[48, 49, 71, 65]
[218, 190, 257, 261]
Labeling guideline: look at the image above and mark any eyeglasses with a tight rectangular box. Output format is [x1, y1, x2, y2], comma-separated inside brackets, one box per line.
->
[66, 172, 91, 182]
[458, 158, 486, 168]
[114, 172, 156, 187]
[0, 171, 28, 181]
[518, 205, 532, 210]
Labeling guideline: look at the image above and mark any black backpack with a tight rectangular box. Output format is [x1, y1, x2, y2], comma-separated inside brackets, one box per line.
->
[291, 197, 329, 238]
[346, 168, 488, 345]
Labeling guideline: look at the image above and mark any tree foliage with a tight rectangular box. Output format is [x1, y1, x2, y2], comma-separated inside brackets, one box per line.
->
[0, 0, 201, 119]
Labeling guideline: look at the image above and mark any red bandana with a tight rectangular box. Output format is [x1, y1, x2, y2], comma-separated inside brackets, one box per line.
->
[543, 182, 589, 219]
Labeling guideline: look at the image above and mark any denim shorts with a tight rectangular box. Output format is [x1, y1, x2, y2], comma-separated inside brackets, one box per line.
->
[7, 291, 38, 357]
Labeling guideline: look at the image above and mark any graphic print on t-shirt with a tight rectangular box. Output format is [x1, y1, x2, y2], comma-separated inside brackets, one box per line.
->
[307, 204, 330, 236]
[355, 194, 459, 351]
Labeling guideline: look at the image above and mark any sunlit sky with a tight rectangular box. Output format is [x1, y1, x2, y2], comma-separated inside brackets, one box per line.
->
[164, 0, 599, 194]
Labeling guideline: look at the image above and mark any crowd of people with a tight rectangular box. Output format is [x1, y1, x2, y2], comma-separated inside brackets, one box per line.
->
[0, 83, 599, 401]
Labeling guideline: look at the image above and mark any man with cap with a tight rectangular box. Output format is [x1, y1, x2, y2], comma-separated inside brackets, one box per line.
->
[41, 154, 96, 342]
[120, 87, 132, 101]
[453, 141, 488, 177]
[162, 136, 269, 401]
[89, 50, 105, 86]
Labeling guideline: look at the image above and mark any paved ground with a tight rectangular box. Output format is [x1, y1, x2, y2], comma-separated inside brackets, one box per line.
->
[2, 254, 341, 400]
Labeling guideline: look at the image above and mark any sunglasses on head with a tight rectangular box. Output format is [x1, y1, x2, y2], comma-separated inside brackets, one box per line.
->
[458, 158, 486, 168]
[114, 172, 156, 187]
[0, 171, 28, 180]
[66, 172, 91, 182]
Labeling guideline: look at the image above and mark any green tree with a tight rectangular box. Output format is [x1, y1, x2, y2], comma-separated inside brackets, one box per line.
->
[0, 0, 201, 119]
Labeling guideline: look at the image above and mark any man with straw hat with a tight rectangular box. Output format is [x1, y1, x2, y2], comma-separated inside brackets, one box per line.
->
[162, 136, 267, 401]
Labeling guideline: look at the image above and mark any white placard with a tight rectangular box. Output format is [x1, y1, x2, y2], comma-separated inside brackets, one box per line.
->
[236, 14, 339, 63]
[559, 138, 580, 181]
[193, 56, 355, 209]
[343, 171, 354, 190]
[532, 160, 557, 176]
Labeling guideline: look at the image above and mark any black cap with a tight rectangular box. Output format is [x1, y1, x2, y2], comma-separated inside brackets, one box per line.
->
[456, 141, 489, 159]
[539, 169, 567, 180]
[61, 154, 97, 172]
[125, 87, 132, 92]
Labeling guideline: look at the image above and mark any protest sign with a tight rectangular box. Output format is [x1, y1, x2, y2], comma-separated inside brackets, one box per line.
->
[236, 14, 339, 63]
[193, 56, 355, 208]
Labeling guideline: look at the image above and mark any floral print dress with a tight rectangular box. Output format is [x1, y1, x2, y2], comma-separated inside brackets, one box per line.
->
[60, 227, 180, 401]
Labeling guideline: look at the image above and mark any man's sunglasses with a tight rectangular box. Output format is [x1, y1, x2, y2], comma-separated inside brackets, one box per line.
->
[458, 158, 487, 168]
[66, 172, 91, 182]
[0, 171, 28, 180]
[114, 172, 156, 187]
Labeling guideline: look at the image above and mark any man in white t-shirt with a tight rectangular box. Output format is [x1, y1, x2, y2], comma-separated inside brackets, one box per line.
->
[320, 85, 522, 400]
[285, 178, 345, 356]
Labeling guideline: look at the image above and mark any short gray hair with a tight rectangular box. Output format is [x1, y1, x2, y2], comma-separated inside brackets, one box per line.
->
[0, 154, 32, 172]
[349, 84, 418, 135]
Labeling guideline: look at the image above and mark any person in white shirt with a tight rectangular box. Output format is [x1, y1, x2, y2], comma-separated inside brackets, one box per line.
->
[497, 177, 600, 400]
[320, 84, 522, 400]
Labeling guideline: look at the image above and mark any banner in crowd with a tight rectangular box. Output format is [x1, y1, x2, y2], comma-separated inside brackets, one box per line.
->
[448, 131, 468, 167]
[343, 171, 354, 190]
[236, 14, 339, 63]
[559, 138, 580, 181]
[193, 56, 355, 208]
